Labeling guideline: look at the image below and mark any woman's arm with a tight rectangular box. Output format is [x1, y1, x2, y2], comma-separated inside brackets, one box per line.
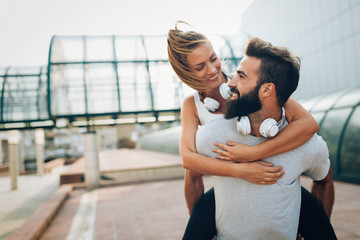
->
[181, 95, 284, 213]
[180, 96, 284, 179]
[213, 98, 319, 162]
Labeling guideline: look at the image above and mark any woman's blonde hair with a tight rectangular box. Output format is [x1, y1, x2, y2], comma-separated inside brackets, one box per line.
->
[167, 21, 210, 92]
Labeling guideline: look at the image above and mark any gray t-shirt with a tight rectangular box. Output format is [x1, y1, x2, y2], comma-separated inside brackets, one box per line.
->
[196, 117, 330, 240]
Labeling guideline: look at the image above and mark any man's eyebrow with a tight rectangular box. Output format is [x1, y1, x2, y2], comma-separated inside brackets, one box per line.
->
[237, 70, 248, 78]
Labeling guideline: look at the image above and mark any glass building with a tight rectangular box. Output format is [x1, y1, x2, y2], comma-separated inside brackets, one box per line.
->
[139, 86, 360, 184]
[300, 86, 360, 184]
[47, 34, 244, 128]
[0, 34, 245, 130]
[240, 0, 360, 100]
[1, 34, 359, 184]
[0, 66, 50, 129]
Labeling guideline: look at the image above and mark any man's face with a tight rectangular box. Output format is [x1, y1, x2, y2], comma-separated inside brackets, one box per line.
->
[225, 56, 262, 119]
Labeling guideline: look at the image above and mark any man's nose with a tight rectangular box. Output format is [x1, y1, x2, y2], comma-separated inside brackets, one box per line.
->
[228, 77, 237, 88]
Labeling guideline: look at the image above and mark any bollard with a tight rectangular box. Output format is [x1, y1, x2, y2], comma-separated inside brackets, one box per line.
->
[84, 131, 100, 190]
[8, 130, 20, 190]
[19, 138, 25, 174]
[0, 140, 3, 165]
[35, 129, 45, 176]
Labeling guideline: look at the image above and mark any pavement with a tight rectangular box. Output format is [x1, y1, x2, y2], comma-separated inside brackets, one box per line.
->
[0, 166, 69, 240]
[1, 149, 360, 240]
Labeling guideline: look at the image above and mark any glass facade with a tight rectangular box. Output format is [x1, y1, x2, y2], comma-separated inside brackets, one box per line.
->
[47, 35, 243, 126]
[0, 34, 245, 130]
[300, 86, 360, 183]
[139, 85, 360, 184]
[0, 66, 49, 128]
[2, 34, 358, 183]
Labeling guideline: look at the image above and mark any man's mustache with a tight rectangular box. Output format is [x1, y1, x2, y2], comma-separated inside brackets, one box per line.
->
[230, 87, 240, 96]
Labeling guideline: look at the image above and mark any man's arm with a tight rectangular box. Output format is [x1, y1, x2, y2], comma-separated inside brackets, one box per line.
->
[311, 166, 335, 218]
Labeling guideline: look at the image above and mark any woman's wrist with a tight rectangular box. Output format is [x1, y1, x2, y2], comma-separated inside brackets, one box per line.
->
[243, 145, 260, 162]
[228, 162, 245, 178]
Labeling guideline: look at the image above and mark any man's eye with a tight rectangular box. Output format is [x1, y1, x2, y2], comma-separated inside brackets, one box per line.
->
[211, 57, 217, 62]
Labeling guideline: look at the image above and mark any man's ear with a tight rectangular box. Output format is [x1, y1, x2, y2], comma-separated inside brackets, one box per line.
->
[260, 83, 275, 97]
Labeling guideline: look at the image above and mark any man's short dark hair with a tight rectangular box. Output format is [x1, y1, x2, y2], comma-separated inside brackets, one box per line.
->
[245, 37, 301, 106]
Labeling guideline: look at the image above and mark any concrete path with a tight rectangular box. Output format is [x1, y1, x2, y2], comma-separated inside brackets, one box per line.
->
[0, 166, 68, 240]
[1, 149, 360, 240]
[40, 176, 360, 240]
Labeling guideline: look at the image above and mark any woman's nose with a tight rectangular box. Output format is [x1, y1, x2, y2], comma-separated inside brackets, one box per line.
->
[208, 63, 217, 74]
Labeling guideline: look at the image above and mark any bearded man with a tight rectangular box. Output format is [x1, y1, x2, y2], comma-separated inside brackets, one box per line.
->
[194, 37, 336, 239]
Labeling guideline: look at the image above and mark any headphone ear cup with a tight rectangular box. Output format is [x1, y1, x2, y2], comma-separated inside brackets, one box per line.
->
[203, 98, 220, 112]
[237, 116, 251, 135]
[219, 83, 232, 100]
[259, 118, 279, 137]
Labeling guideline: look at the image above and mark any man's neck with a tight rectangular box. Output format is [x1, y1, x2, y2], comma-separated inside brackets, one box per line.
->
[248, 106, 282, 137]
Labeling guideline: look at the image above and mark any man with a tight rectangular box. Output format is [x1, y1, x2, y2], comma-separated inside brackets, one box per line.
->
[194, 37, 335, 239]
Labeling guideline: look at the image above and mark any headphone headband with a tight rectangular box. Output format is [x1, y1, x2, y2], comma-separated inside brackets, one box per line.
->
[277, 107, 286, 129]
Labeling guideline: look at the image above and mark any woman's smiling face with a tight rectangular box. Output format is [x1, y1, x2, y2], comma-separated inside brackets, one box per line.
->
[186, 42, 222, 90]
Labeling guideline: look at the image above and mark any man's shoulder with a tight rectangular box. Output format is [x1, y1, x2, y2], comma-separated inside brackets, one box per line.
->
[200, 116, 234, 128]
[290, 133, 328, 158]
[305, 134, 327, 148]
[197, 118, 236, 140]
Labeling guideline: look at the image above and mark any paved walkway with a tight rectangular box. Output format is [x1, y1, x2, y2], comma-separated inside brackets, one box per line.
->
[42, 176, 359, 240]
[1, 149, 360, 240]
[0, 166, 68, 240]
[301, 177, 360, 239]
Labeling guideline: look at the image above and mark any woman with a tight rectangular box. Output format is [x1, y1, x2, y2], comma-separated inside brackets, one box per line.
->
[167, 21, 335, 239]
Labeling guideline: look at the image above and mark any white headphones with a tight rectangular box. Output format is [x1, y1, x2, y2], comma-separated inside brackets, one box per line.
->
[203, 83, 232, 112]
[237, 107, 286, 138]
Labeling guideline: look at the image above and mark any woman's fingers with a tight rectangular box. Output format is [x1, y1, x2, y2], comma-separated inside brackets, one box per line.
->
[212, 148, 229, 157]
[257, 161, 274, 167]
[266, 171, 285, 180]
[214, 155, 231, 161]
[225, 141, 236, 146]
[213, 142, 229, 150]
[260, 162, 283, 173]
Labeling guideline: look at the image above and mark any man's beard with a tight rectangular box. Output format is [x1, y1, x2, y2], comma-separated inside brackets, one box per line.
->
[224, 86, 262, 119]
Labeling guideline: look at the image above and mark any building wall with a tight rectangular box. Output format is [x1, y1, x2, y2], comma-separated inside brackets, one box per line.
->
[240, 0, 360, 99]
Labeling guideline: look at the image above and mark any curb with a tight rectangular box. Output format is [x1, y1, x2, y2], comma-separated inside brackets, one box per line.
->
[8, 184, 73, 240]
[5, 177, 183, 240]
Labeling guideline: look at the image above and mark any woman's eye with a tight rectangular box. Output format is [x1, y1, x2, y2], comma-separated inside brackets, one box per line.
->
[196, 66, 204, 71]
[211, 57, 217, 62]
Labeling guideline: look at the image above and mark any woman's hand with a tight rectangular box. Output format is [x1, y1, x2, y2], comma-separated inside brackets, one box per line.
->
[233, 161, 285, 185]
[213, 141, 257, 162]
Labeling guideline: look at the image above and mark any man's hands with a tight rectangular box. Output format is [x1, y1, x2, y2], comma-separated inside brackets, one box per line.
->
[233, 161, 285, 185]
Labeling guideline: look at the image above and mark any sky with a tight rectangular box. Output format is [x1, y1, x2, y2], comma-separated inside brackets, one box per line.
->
[0, 0, 253, 67]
